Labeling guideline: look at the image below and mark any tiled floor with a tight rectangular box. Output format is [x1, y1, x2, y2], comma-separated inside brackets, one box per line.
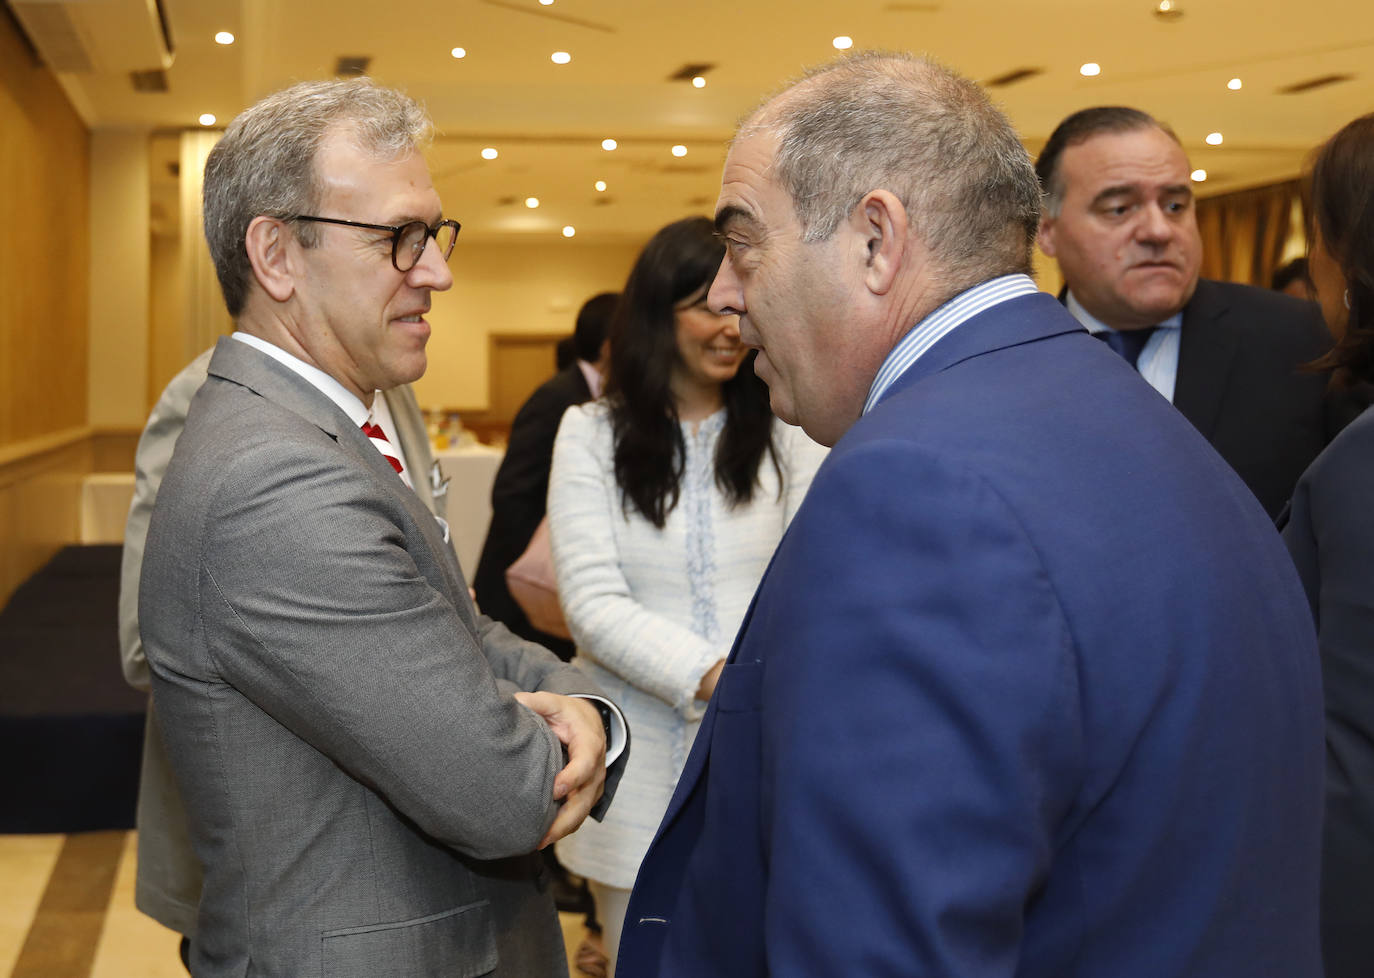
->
[0, 832, 594, 978]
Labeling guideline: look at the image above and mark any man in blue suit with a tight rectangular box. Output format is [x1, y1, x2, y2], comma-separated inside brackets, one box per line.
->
[618, 53, 1324, 977]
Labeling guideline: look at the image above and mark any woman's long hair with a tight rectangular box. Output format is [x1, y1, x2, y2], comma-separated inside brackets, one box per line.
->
[1309, 113, 1374, 383]
[606, 216, 779, 528]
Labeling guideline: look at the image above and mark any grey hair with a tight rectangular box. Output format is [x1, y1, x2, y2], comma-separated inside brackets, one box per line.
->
[202, 78, 433, 317]
[739, 52, 1042, 293]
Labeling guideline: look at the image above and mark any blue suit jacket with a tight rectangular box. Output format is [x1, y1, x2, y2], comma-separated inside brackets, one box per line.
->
[619, 291, 1324, 978]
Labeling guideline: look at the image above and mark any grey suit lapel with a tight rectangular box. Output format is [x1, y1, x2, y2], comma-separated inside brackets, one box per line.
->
[1172, 279, 1238, 439]
[207, 338, 466, 601]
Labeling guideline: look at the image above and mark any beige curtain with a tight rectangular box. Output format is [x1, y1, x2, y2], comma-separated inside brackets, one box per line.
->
[1195, 180, 1302, 287]
[179, 130, 232, 363]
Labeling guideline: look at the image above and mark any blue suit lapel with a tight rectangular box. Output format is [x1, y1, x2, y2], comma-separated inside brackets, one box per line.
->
[651, 290, 1081, 846]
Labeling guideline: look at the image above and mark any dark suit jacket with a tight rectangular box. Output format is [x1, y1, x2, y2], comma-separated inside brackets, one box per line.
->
[140, 338, 621, 978]
[1282, 406, 1374, 978]
[1171, 278, 1331, 518]
[474, 364, 594, 659]
[620, 291, 1323, 978]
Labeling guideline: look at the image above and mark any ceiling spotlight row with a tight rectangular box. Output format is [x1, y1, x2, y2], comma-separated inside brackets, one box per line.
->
[476, 142, 691, 160]
[1079, 61, 1243, 92]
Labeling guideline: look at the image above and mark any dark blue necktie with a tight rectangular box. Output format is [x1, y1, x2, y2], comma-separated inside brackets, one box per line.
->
[1097, 327, 1156, 368]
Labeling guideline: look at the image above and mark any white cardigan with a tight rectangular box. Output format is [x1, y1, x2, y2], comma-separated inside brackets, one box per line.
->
[549, 401, 826, 888]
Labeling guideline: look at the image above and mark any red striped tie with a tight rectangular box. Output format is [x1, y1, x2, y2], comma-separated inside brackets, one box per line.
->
[361, 421, 410, 486]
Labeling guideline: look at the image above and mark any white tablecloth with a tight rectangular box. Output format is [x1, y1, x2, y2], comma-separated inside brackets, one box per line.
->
[432, 443, 504, 581]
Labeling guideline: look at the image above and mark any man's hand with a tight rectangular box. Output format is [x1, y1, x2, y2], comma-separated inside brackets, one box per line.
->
[514, 691, 607, 849]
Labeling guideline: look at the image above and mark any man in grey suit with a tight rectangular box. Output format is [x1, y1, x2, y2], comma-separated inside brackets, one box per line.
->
[138, 78, 624, 977]
[118, 349, 448, 970]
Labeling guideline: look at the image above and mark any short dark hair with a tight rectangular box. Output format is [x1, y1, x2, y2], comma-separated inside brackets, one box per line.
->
[607, 216, 778, 528]
[573, 292, 618, 362]
[1271, 257, 1310, 294]
[1035, 107, 1180, 216]
[1310, 113, 1374, 382]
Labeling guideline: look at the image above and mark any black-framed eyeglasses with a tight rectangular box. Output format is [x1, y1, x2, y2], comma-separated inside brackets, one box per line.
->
[289, 215, 461, 272]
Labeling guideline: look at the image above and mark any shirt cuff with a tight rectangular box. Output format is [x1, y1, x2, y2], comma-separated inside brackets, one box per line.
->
[570, 694, 627, 766]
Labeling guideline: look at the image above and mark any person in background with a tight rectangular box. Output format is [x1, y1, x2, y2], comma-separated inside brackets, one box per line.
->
[1280, 111, 1374, 978]
[1273, 256, 1315, 301]
[1036, 106, 1332, 518]
[619, 53, 1322, 978]
[474, 292, 618, 660]
[548, 216, 825, 977]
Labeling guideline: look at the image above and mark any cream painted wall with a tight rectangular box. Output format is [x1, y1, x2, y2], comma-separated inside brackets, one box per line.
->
[413, 237, 645, 412]
[87, 130, 150, 428]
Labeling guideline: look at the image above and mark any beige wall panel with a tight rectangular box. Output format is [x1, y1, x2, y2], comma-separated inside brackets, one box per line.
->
[92, 430, 140, 472]
[0, 435, 93, 608]
[414, 238, 640, 412]
[487, 334, 567, 423]
[88, 130, 151, 429]
[148, 233, 187, 406]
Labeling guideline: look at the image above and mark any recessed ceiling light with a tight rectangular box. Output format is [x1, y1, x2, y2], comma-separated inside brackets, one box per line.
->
[541, 0, 554, 5]
[199, 113, 217, 126]
[1080, 62, 1101, 77]
[1227, 77, 1242, 90]
[214, 31, 234, 45]
[481, 147, 498, 160]
[525, 197, 540, 209]
[1205, 132, 1223, 146]
[832, 36, 854, 50]
[1157, 0, 1173, 11]
[551, 51, 571, 65]
[601, 138, 617, 151]
[1191, 168, 1207, 182]
[451, 47, 466, 59]
[671, 145, 688, 158]
[594, 180, 608, 192]
[562, 226, 576, 237]
[692, 76, 706, 89]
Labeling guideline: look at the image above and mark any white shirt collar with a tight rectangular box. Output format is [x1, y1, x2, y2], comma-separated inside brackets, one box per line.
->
[231, 332, 371, 427]
[1064, 291, 1183, 334]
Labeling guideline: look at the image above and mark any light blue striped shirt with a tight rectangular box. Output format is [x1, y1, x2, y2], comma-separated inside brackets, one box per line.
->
[863, 273, 1040, 415]
[1065, 292, 1182, 403]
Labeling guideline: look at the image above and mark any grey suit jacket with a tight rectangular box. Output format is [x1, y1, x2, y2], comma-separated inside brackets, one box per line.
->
[118, 350, 449, 938]
[139, 337, 607, 977]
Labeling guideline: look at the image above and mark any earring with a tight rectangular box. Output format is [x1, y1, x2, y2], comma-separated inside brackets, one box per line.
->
[1345, 289, 1352, 310]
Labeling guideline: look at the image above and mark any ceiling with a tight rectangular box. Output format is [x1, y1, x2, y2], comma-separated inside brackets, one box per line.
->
[11, 0, 1374, 243]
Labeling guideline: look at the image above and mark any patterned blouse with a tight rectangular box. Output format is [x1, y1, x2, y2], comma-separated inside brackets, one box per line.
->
[549, 400, 826, 888]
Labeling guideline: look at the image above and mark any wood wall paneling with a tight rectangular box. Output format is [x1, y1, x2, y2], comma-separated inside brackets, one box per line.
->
[0, 11, 94, 607]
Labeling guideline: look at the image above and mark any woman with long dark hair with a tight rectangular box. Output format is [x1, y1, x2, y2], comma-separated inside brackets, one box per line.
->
[1281, 112, 1374, 978]
[548, 216, 825, 975]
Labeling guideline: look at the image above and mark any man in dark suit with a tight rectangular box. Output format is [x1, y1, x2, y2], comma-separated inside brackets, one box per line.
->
[619, 53, 1322, 977]
[138, 78, 624, 978]
[1035, 106, 1331, 518]
[474, 292, 617, 659]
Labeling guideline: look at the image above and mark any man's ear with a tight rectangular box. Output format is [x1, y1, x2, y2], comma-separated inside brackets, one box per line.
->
[245, 216, 296, 303]
[853, 190, 908, 296]
[1036, 214, 1059, 259]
